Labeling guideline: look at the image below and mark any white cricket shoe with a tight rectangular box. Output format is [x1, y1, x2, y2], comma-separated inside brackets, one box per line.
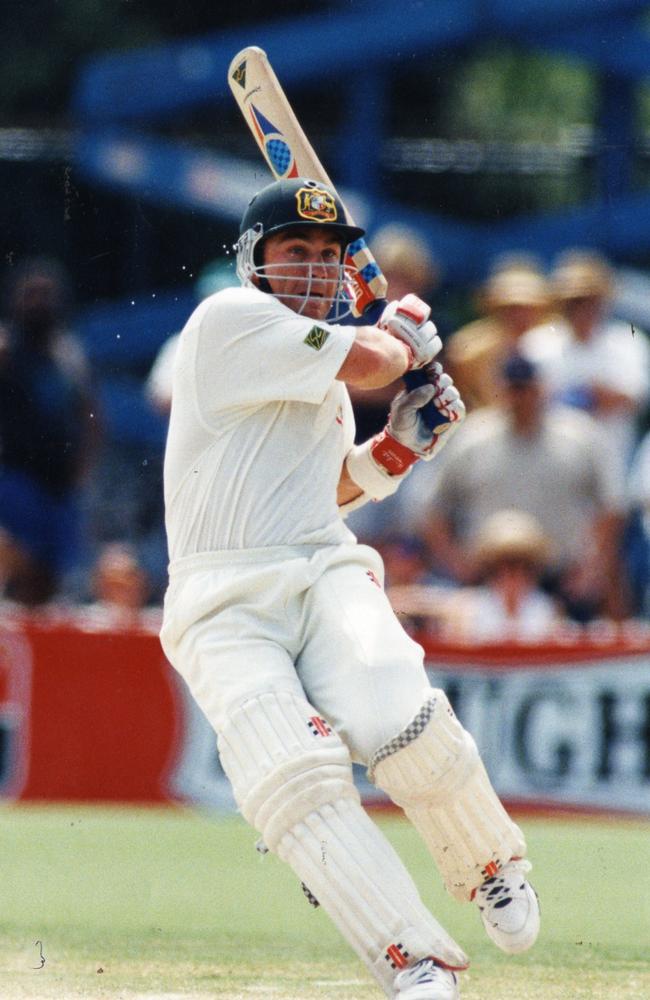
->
[393, 958, 460, 999]
[474, 859, 540, 954]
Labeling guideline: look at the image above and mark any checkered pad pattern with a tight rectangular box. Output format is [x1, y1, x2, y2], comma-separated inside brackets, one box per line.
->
[265, 138, 293, 176]
[367, 697, 437, 781]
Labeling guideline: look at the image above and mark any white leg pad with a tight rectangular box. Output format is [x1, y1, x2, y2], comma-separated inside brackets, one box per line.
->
[369, 691, 526, 902]
[218, 691, 468, 994]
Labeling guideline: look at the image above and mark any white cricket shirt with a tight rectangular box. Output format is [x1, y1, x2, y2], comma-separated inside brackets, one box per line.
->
[163, 286, 357, 560]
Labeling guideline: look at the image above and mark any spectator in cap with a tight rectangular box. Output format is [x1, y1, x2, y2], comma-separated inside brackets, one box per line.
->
[521, 249, 650, 485]
[445, 258, 551, 412]
[437, 509, 562, 641]
[423, 351, 631, 621]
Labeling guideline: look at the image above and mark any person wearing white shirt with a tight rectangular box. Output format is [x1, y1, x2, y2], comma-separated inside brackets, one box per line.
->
[521, 250, 649, 484]
[159, 177, 539, 999]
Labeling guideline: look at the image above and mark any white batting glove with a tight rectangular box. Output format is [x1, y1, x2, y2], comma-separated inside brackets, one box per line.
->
[423, 360, 466, 435]
[378, 294, 442, 369]
[372, 364, 465, 468]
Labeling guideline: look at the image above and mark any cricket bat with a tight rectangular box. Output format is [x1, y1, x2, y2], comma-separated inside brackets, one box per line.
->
[228, 46, 387, 318]
[228, 46, 439, 421]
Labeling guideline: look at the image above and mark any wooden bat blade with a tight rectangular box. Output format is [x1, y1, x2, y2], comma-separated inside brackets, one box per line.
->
[228, 46, 387, 313]
[229, 48, 442, 429]
[228, 46, 330, 183]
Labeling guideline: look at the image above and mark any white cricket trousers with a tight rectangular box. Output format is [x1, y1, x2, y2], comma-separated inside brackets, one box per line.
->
[160, 542, 433, 764]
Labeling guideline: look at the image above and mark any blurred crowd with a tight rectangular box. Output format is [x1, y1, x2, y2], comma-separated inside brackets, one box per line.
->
[2, 240, 650, 641]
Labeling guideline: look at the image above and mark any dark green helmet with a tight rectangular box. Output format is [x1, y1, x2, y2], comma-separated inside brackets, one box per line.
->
[238, 177, 365, 252]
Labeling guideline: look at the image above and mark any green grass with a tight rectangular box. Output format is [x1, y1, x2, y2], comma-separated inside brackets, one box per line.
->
[0, 804, 648, 999]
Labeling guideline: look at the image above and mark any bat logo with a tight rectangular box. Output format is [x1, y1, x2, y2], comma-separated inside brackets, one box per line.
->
[231, 60, 247, 88]
[248, 104, 298, 178]
[296, 186, 337, 223]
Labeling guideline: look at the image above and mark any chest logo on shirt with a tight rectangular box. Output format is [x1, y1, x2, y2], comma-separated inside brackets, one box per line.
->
[304, 325, 330, 351]
[296, 186, 338, 223]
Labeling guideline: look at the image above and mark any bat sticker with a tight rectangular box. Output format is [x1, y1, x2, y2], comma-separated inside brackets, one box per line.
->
[248, 104, 298, 178]
[231, 60, 247, 88]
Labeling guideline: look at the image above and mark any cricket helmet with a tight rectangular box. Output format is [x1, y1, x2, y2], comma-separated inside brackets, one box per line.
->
[239, 177, 364, 250]
[235, 178, 364, 319]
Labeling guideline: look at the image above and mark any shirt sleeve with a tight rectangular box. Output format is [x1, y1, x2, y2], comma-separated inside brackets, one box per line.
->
[193, 287, 356, 415]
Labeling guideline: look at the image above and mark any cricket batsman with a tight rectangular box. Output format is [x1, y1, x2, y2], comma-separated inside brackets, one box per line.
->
[160, 177, 540, 999]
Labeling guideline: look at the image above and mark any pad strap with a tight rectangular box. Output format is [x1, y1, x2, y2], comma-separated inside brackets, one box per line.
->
[371, 430, 420, 475]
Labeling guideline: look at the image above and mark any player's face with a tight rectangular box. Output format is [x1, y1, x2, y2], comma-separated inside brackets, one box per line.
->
[262, 227, 343, 320]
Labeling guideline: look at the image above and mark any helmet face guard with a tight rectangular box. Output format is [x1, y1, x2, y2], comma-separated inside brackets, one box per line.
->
[235, 178, 365, 321]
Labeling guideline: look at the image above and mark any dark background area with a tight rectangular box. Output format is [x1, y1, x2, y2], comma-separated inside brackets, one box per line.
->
[5, 1, 645, 309]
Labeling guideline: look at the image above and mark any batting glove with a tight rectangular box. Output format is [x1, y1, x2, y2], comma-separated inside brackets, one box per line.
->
[371, 363, 466, 472]
[378, 294, 442, 369]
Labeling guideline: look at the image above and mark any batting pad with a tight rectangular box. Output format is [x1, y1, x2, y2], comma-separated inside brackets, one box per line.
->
[218, 692, 468, 994]
[369, 691, 526, 902]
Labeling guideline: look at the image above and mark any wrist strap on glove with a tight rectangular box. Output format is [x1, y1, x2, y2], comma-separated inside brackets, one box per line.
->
[370, 429, 420, 476]
[346, 433, 418, 502]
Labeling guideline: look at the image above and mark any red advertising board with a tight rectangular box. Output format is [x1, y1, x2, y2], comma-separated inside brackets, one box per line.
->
[1, 609, 649, 813]
[0, 610, 182, 803]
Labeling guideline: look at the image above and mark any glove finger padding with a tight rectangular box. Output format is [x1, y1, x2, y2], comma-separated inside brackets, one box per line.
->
[425, 362, 466, 426]
[389, 371, 466, 460]
[379, 297, 442, 369]
[435, 384, 464, 416]
[388, 384, 440, 458]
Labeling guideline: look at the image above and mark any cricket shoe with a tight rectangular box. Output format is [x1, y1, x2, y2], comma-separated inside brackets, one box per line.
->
[474, 859, 540, 954]
[393, 958, 459, 999]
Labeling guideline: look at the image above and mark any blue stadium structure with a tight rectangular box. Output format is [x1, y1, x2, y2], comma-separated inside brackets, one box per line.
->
[70, 0, 650, 447]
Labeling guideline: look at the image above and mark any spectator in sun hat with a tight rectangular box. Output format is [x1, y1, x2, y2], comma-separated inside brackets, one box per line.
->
[445, 256, 551, 412]
[521, 249, 650, 483]
[437, 509, 563, 641]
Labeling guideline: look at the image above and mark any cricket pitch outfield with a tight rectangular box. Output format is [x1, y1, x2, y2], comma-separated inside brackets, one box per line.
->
[0, 805, 648, 999]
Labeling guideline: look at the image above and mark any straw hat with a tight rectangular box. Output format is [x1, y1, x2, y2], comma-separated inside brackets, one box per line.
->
[472, 509, 552, 573]
[551, 250, 614, 301]
[372, 224, 439, 291]
[479, 266, 550, 310]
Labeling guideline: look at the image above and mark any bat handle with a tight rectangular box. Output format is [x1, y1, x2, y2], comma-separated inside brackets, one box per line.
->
[362, 299, 444, 432]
